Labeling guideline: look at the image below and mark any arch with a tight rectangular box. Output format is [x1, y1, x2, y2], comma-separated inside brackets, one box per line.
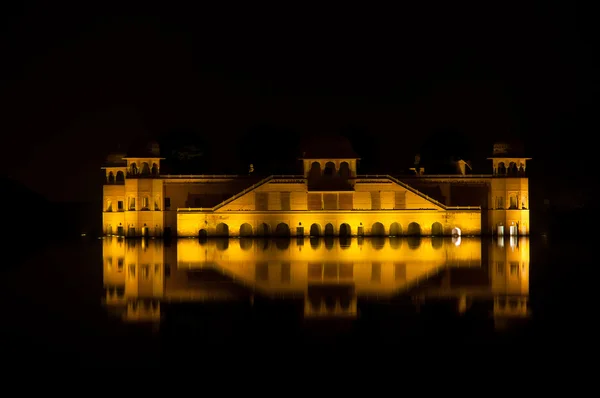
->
[451, 227, 462, 237]
[324, 223, 335, 236]
[497, 162, 506, 175]
[310, 223, 322, 237]
[257, 223, 271, 237]
[198, 229, 208, 239]
[519, 164, 525, 176]
[371, 222, 385, 236]
[275, 223, 291, 237]
[507, 162, 518, 176]
[239, 223, 253, 237]
[130, 163, 138, 175]
[309, 162, 321, 179]
[338, 161, 350, 179]
[407, 222, 421, 236]
[389, 222, 402, 237]
[116, 171, 125, 183]
[151, 163, 159, 176]
[323, 161, 336, 177]
[431, 222, 443, 236]
[215, 223, 229, 237]
[108, 172, 115, 184]
[141, 162, 151, 175]
[339, 223, 351, 237]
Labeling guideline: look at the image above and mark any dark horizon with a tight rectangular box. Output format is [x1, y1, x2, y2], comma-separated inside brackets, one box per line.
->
[1, 2, 592, 208]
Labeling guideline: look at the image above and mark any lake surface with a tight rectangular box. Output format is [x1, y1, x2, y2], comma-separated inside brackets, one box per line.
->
[1, 234, 590, 365]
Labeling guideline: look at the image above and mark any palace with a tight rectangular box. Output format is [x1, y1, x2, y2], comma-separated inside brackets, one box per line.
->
[101, 137, 530, 238]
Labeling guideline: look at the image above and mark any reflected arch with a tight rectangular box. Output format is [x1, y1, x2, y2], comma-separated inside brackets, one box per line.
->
[324, 223, 335, 236]
[432, 237, 444, 249]
[257, 223, 271, 237]
[275, 223, 291, 237]
[389, 222, 402, 237]
[431, 222, 443, 236]
[407, 222, 421, 236]
[339, 223, 351, 237]
[310, 223, 322, 237]
[371, 222, 385, 236]
[239, 223, 253, 237]
[198, 229, 208, 239]
[215, 223, 229, 237]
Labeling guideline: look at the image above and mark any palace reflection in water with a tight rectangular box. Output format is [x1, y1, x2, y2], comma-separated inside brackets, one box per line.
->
[102, 235, 529, 330]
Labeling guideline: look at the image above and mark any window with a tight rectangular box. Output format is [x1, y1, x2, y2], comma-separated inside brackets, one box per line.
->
[129, 197, 136, 210]
[106, 200, 112, 212]
[142, 197, 149, 210]
[117, 201, 123, 211]
[496, 196, 504, 209]
[165, 197, 171, 209]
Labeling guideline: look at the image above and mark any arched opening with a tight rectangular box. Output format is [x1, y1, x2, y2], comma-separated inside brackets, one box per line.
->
[519, 164, 525, 176]
[323, 162, 335, 177]
[389, 222, 402, 237]
[215, 223, 229, 237]
[240, 238, 253, 251]
[371, 222, 385, 236]
[310, 223, 322, 237]
[239, 223, 253, 237]
[407, 222, 421, 236]
[431, 222, 443, 236]
[108, 172, 115, 184]
[339, 223, 351, 237]
[151, 163, 158, 176]
[497, 162, 506, 175]
[130, 163, 138, 175]
[324, 223, 335, 236]
[338, 162, 350, 179]
[116, 171, 125, 183]
[508, 162, 518, 177]
[275, 223, 290, 237]
[141, 162, 150, 175]
[198, 229, 208, 239]
[309, 162, 321, 179]
[257, 223, 271, 237]
[452, 227, 462, 237]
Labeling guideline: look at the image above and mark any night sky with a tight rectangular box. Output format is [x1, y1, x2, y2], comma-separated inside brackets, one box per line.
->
[0, 2, 591, 206]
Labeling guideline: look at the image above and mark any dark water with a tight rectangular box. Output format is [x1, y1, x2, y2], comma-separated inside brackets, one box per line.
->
[0, 234, 590, 365]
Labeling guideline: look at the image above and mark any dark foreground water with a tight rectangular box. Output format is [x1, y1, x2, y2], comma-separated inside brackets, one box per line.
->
[1, 234, 592, 366]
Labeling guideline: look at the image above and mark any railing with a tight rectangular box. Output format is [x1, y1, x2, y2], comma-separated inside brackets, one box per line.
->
[396, 174, 493, 178]
[161, 174, 243, 179]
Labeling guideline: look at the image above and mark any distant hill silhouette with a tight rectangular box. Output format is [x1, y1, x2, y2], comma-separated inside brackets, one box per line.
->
[2, 176, 101, 241]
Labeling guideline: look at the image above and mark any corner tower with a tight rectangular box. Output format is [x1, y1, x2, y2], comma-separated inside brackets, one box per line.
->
[488, 142, 531, 236]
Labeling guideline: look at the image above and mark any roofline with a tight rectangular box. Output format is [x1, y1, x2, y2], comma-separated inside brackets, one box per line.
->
[122, 157, 166, 160]
[487, 157, 532, 160]
[298, 157, 361, 160]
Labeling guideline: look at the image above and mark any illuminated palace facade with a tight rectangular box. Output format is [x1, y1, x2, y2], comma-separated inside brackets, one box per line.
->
[101, 139, 531, 238]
